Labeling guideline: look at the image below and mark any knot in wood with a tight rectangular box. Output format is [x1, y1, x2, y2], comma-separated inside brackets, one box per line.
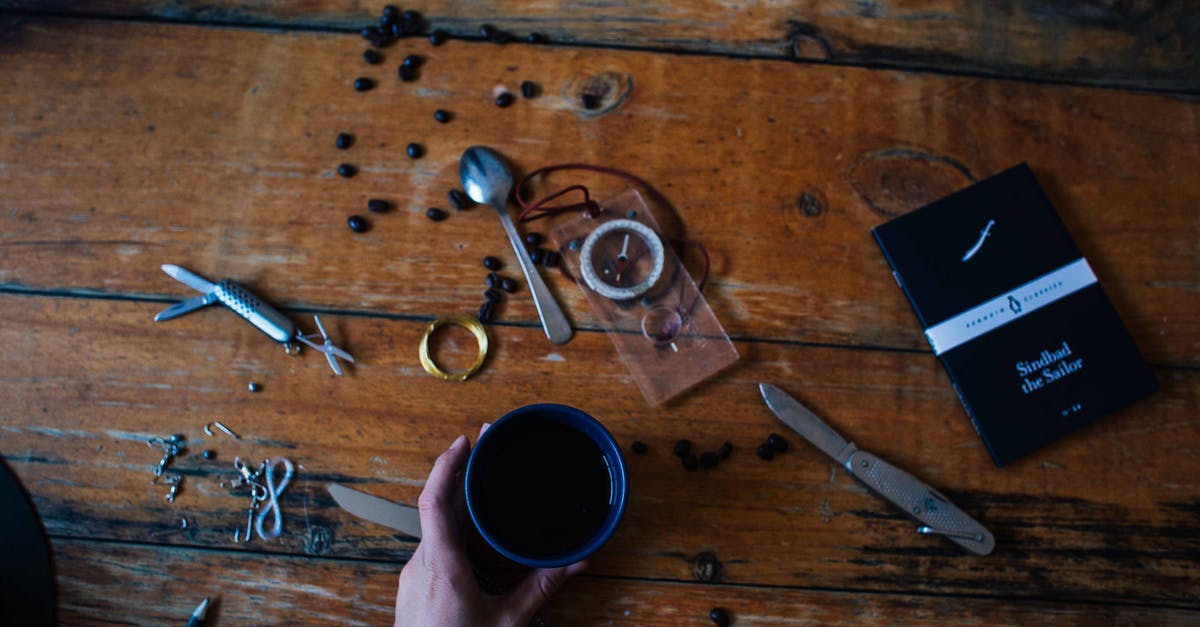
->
[797, 191, 824, 217]
[692, 550, 723, 583]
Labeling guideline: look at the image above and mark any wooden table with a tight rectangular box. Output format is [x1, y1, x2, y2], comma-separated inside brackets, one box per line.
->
[2, 2, 1197, 624]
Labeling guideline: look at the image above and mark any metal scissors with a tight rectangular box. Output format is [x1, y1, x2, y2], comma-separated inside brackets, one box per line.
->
[154, 264, 355, 375]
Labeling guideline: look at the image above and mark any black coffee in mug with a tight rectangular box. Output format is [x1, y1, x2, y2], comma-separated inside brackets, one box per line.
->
[465, 404, 627, 567]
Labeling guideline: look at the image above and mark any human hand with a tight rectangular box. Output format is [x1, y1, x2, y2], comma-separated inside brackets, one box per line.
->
[395, 428, 587, 627]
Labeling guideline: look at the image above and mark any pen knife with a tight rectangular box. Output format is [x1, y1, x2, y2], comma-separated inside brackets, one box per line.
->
[328, 483, 422, 539]
[759, 382, 995, 556]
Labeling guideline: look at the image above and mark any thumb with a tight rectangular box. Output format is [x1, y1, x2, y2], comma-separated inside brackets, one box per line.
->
[502, 561, 587, 625]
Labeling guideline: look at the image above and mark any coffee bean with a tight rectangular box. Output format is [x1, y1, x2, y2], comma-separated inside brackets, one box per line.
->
[756, 444, 774, 461]
[477, 301, 496, 323]
[363, 49, 383, 65]
[380, 12, 396, 27]
[337, 163, 357, 178]
[402, 54, 422, 69]
[631, 441, 648, 455]
[248, 382, 262, 393]
[484, 288, 502, 303]
[401, 9, 421, 24]
[767, 433, 788, 452]
[718, 441, 733, 459]
[202, 450, 216, 461]
[542, 250, 560, 268]
[406, 143, 424, 158]
[529, 249, 543, 265]
[523, 232, 543, 247]
[425, 207, 447, 221]
[361, 26, 389, 47]
[485, 272, 499, 289]
[367, 198, 390, 213]
[434, 109, 452, 123]
[353, 77, 375, 92]
[526, 32, 547, 44]
[448, 188, 470, 210]
[499, 277, 518, 293]
[429, 30, 447, 45]
[347, 215, 369, 233]
[699, 452, 719, 469]
[682, 453, 699, 471]
[520, 80, 538, 99]
[710, 608, 731, 627]
[673, 439, 691, 458]
[382, 5, 398, 18]
[581, 92, 600, 109]
[495, 92, 514, 108]
[335, 132, 353, 150]
[479, 24, 496, 39]
[483, 256, 501, 271]
[398, 65, 417, 82]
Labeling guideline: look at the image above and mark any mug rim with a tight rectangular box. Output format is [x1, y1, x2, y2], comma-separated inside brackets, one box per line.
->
[464, 403, 628, 568]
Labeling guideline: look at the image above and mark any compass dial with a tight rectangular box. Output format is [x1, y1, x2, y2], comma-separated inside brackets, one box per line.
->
[579, 219, 665, 301]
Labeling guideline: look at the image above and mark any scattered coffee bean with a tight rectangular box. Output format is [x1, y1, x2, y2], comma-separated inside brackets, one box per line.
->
[479, 24, 496, 39]
[700, 452, 719, 469]
[425, 207, 447, 221]
[523, 232, 543, 247]
[682, 453, 699, 471]
[499, 277, 518, 293]
[347, 215, 369, 233]
[495, 92, 514, 108]
[402, 54, 422, 69]
[380, 12, 397, 27]
[406, 143, 424, 158]
[520, 80, 538, 99]
[202, 449, 216, 461]
[631, 441, 648, 455]
[526, 32, 547, 44]
[718, 441, 733, 459]
[363, 49, 383, 65]
[434, 109, 452, 123]
[337, 163, 357, 178]
[529, 249, 544, 265]
[483, 256, 501, 270]
[353, 77, 375, 92]
[767, 433, 788, 452]
[485, 272, 499, 289]
[477, 301, 496, 323]
[756, 444, 774, 461]
[673, 439, 691, 457]
[335, 132, 353, 150]
[542, 250, 560, 268]
[581, 92, 600, 109]
[248, 381, 262, 393]
[367, 198, 390, 213]
[484, 288, 502, 303]
[362, 26, 391, 47]
[398, 64, 417, 82]
[448, 188, 471, 210]
[382, 5, 398, 17]
[710, 607, 731, 627]
[492, 31, 513, 44]
[401, 9, 421, 24]
[429, 30, 447, 45]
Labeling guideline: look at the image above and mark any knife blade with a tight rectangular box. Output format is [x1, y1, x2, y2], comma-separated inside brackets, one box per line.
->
[328, 483, 422, 539]
[153, 292, 218, 322]
[759, 382, 995, 556]
[161, 263, 216, 294]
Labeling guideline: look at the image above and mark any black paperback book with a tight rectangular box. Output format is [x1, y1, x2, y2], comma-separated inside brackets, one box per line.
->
[872, 164, 1157, 466]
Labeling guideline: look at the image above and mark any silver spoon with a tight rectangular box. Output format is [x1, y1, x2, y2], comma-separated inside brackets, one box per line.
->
[459, 146, 573, 345]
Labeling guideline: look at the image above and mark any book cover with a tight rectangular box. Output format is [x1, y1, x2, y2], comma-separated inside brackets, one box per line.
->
[872, 163, 1157, 466]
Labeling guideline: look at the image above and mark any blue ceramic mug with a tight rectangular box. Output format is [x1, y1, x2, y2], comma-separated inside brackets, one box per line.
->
[464, 404, 628, 568]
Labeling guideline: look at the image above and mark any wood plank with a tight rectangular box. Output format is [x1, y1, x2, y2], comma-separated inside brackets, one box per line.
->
[10, 1, 1199, 91]
[52, 538, 1200, 625]
[1, 19, 1196, 365]
[4, 295, 1197, 606]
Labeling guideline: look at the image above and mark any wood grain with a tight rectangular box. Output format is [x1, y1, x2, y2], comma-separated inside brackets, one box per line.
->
[9, 1, 1199, 91]
[52, 538, 1200, 626]
[0, 19, 1196, 366]
[4, 295, 1197, 606]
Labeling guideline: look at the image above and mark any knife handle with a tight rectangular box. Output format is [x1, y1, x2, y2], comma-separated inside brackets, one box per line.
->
[213, 280, 296, 344]
[845, 450, 995, 556]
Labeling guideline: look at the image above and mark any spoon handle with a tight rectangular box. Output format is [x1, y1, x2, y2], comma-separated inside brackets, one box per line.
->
[492, 203, 574, 344]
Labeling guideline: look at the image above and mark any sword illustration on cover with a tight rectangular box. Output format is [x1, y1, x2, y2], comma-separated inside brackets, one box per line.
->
[759, 382, 994, 556]
[154, 264, 355, 375]
[328, 482, 422, 538]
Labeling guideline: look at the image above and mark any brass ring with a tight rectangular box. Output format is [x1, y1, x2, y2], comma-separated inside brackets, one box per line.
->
[419, 315, 489, 381]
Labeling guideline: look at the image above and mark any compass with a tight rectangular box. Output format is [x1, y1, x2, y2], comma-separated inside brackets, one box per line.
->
[578, 219, 666, 301]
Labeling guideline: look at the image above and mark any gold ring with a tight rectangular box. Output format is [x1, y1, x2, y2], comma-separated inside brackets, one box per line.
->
[419, 315, 489, 381]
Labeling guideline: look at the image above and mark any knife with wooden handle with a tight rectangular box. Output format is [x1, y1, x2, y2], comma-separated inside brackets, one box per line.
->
[759, 382, 994, 556]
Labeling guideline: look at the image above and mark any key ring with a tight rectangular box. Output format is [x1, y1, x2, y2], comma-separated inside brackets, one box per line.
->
[419, 315, 489, 382]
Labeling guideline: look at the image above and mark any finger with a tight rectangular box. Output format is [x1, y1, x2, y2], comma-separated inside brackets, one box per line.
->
[416, 435, 470, 555]
[478, 422, 490, 437]
[457, 423, 489, 537]
[503, 561, 587, 624]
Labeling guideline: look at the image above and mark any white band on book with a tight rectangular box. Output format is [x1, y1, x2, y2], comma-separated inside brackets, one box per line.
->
[925, 258, 1097, 355]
